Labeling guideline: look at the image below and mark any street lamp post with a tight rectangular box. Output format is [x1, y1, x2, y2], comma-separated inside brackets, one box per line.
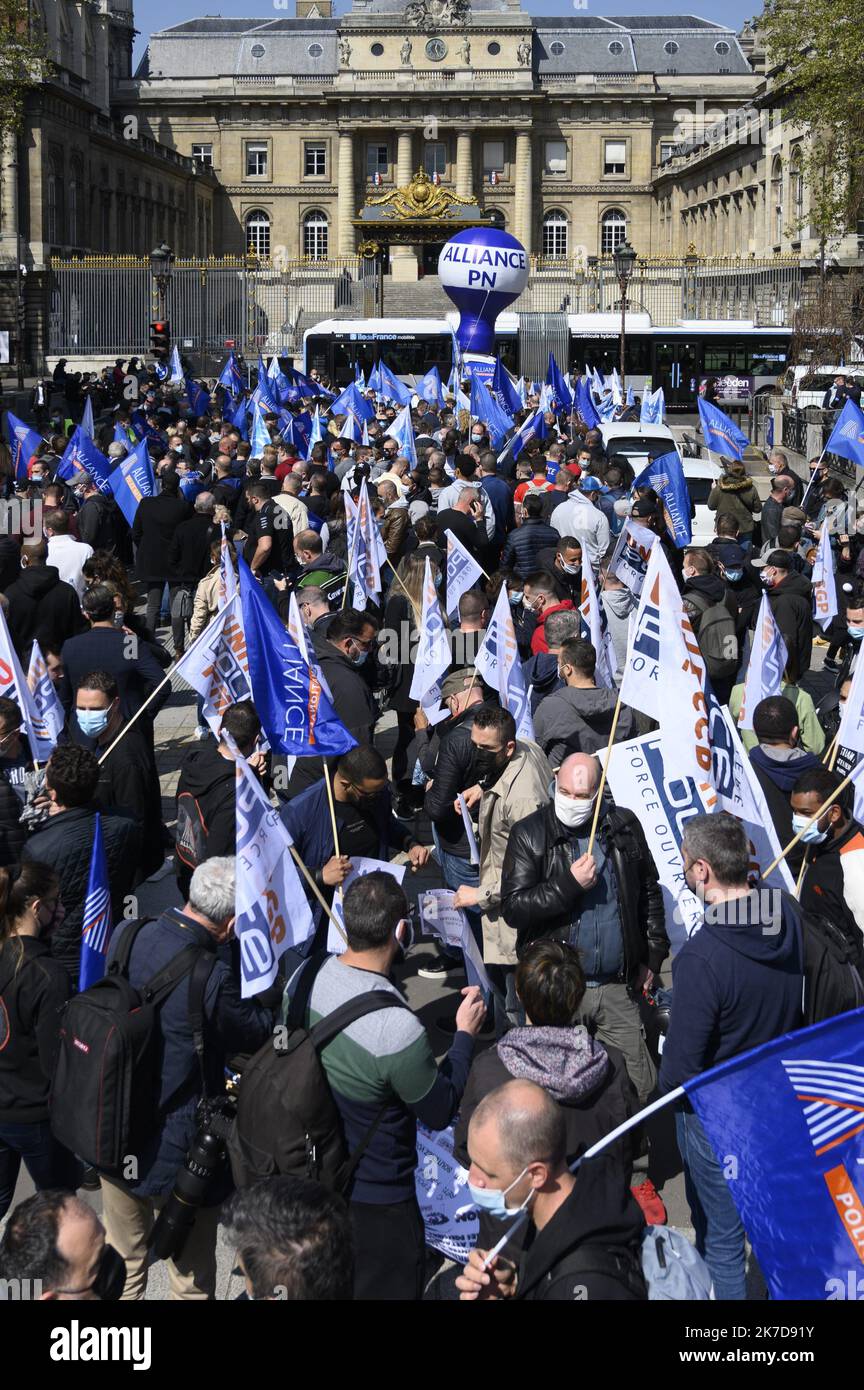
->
[149, 241, 174, 322]
[613, 239, 637, 393]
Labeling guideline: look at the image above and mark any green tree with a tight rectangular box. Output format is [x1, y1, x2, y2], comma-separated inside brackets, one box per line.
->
[760, 0, 864, 251]
[0, 0, 48, 141]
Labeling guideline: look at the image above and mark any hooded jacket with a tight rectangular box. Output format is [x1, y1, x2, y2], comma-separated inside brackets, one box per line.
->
[4, 565, 86, 659]
[748, 744, 822, 876]
[707, 472, 762, 536]
[522, 651, 562, 715]
[799, 818, 864, 948]
[452, 1026, 638, 1178]
[530, 599, 576, 656]
[173, 738, 238, 894]
[532, 686, 636, 766]
[601, 586, 636, 681]
[516, 1158, 647, 1301]
[658, 890, 804, 1095]
[767, 571, 813, 682]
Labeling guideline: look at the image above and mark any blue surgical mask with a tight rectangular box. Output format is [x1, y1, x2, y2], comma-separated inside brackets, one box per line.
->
[467, 1167, 533, 1221]
[351, 646, 370, 667]
[791, 812, 828, 845]
[724, 568, 743, 583]
[848, 625, 864, 641]
[508, 591, 523, 606]
[77, 708, 110, 737]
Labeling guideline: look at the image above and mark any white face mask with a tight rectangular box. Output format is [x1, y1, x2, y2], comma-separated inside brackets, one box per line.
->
[554, 787, 596, 829]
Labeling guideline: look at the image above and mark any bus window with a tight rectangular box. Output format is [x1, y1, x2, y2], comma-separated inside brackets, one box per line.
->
[494, 335, 519, 375]
[703, 341, 748, 372]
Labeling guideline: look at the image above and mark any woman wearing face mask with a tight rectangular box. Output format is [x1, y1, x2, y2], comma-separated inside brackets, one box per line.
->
[0, 862, 79, 1220]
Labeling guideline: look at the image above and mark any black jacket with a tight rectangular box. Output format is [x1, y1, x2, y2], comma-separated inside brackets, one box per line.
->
[0, 937, 72, 1122]
[58, 625, 170, 725]
[799, 819, 864, 951]
[3, 565, 86, 659]
[767, 571, 813, 682]
[422, 705, 477, 857]
[282, 632, 378, 798]
[173, 738, 238, 895]
[132, 493, 193, 582]
[94, 720, 165, 881]
[500, 519, 562, 580]
[516, 1158, 646, 1301]
[0, 775, 27, 869]
[760, 496, 785, 547]
[22, 804, 141, 982]
[501, 800, 668, 981]
[77, 493, 119, 553]
[170, 512, 216, 585]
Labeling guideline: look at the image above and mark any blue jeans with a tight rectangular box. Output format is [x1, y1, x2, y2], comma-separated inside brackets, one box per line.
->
[430, 829, 483, 959]
[0, 1118, 80, 1221]
[676, 1108, 747, 1300]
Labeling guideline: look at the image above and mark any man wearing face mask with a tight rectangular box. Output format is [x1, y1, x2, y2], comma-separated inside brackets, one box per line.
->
[0, 1192, 126, 1301]
[759, 549, 813, 682]
[659, 813, 804, 1300]
[500, 752, 666, 1220]
[75, 670, 165, 883]
[452, 706, 553, 1029]
[284, 871, 485, 1299]
[456, 1080, 646, 1302]
[793, 766, 864, 947]
[747, 696, 823, 878]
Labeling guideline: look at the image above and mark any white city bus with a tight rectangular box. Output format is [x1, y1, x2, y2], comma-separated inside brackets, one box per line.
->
[302, 315, 519, 387]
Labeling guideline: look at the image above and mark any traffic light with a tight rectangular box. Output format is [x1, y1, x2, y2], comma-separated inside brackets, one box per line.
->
[150, 320, 170, 362]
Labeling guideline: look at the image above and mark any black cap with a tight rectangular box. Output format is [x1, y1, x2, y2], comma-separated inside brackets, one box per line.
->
[763, 549, 792, 571]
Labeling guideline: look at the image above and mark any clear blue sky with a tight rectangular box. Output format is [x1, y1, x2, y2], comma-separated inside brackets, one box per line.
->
[132, 0, 760, 63]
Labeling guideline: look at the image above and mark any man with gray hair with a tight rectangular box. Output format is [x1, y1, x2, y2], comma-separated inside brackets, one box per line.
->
[98, 856, 275, 1300]
[658, 811, 804, 1299]
[455, 1079, 646, 1301]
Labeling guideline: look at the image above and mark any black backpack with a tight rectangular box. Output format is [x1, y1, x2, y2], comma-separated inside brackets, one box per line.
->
[685, 590, 739, 682]
[797, 907, 864, 1025]
[174, 791, 209, 874]
[50, 919, 214, 1174]
[227, 952, 410, 1193]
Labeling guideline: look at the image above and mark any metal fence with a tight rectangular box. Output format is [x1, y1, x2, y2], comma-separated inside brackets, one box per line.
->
[47, 255, 381, 366]
[512, 255, 801, 327]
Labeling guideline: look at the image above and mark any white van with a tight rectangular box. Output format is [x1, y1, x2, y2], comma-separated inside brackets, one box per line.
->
[782, 365, 864, 410]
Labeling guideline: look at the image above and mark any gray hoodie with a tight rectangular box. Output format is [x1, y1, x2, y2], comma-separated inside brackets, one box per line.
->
[601, 586, 636, 681]
[497, 1025, 610, 1102]
[533, 685, 636, 767]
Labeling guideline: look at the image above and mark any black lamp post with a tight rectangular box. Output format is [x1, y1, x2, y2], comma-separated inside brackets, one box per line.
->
[612, 239, 637, 392]
[150, 241, 174, 321]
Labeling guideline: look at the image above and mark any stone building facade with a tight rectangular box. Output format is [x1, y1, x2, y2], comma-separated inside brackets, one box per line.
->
[122, 0, 762, 280]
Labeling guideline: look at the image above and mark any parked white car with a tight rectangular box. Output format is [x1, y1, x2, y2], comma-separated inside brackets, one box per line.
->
[782, 365, 864, 410]
[599, 424, 721, 547]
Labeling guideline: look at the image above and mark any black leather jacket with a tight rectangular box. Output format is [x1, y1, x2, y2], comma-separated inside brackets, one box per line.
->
[501, 799, 668, 982]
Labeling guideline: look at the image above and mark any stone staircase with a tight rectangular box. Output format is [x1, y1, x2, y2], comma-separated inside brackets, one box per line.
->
[382, 273, 454, 320]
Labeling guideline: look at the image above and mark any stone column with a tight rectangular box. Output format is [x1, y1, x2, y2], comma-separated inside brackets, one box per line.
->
[456, 130, 473, 198]
[514, 128, 532, 254]
[0, 129, 19, 261]
[390, 128, 418, 282]
[336, 129, 355, 257]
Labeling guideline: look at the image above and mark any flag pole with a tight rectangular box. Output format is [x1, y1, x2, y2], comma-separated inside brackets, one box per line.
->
[585, 688, 624, 858]
[342, 505, 362, 611]
[323, 761, 342, 858]
[761, 757, 864, 880]
[288, 844, 348, 946]
[384, 558, 422, 621]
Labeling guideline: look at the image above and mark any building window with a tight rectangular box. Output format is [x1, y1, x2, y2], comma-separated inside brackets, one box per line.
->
[664, 40, 679, 55]
[544, 139, 567, 176]
[304, 143, 327, 177]
[659, 142, 675, 163]
[483, 140, 505, 178]
[790, 154, 804, 227]
[308, 43, 323, 58]
[46, 157, 62, 243]
[68, 168, 81, 245]
[246, 208, 271, 257]
[192, 144, 213, 167]
[303, 208, 329, 260]
[604, 140, 626, 176]
[714, 40, 730, 55]
[250, 43, 266, 58]
[608, 40, 624, 55]
[542, 209, 568, 258]
[550, 40, 565, 56]
[601, 207, 627, 253]
[367, 143, 388, 181]
[424, 142, 447, 178]
[245, 143, 268, 178]
[487, 41, 501, 55]
[370, 42, 384, 56]
[487, 208, 505, 228]
[771, 156, 783, 243]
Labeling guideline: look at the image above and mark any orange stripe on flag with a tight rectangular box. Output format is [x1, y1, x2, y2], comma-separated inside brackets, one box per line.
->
[824, 1165, 864, 1265]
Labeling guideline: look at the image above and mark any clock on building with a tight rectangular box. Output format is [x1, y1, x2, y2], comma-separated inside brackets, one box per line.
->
[425, 38, 448, 62]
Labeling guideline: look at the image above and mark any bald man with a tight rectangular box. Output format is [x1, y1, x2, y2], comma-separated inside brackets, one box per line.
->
[500, 752, 668, 1216]
[456, 1079, 645, 1302]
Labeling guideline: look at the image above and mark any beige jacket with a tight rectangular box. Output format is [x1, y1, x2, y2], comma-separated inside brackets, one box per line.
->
[189, 566, 222, 642]
[476, 739, 554, 965]
[274, 492, 310, 536]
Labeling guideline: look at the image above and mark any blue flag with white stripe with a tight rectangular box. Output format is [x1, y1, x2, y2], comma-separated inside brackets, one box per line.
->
[57, 428, 113, 496]
[491, 358, 522, 417]
[385, 402, 418, 467]
[79, 814, 114, 992]
[218, 352, 245, 397]
[331, 380, 375, 427]
[418, 364, 446, 410]
[496, 406, 547, 466]
[697, 397, 750, 461]
[250, 403, 271, 458]
[376, 360, 413, 407]
[825, 398, 864, 469]
[631, 450, 693, 548]
[683, 1007, 864, 1300]
[545, 352, 573, 412]
[6, 413, 44, 483]
[108, 438, 156, 526]
[575, 377, 601, 430]
[469, 374, 513, 449]
[640, 385, 665, 425]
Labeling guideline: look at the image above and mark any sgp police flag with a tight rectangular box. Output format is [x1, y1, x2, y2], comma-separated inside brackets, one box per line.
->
[579, 559, 616, 690]
[234, 754, 314, 996]
[737, 594, 788, 732]
[409, 558, 451, 724]
[811, 523, 838, 632]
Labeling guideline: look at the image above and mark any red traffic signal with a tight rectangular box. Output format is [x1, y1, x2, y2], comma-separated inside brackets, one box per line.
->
[150, 320, 171, 360]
